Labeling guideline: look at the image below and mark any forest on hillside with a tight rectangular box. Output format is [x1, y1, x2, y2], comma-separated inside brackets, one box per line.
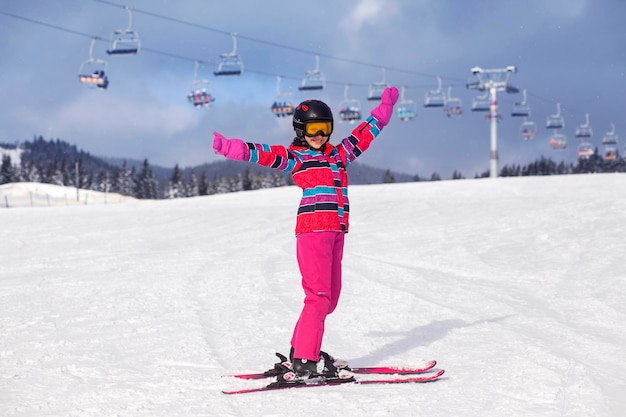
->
[1, 137, 625, 199]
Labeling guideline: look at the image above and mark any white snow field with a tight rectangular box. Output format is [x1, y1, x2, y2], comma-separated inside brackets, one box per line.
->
[1, 174, 625, 417]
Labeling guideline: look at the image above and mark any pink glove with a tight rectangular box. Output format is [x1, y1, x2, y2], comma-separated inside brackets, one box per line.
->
[212, 131, 250, 161]
[370, 87, 399, 127]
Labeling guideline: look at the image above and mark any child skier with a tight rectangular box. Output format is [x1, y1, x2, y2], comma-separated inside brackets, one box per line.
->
[212, 86, 399, 382]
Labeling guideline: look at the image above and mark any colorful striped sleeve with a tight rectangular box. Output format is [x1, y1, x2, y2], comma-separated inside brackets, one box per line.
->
[337, 116, 382, 165]
[245, 142, 300, 172]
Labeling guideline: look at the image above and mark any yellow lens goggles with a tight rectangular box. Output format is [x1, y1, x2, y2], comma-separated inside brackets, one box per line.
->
[304, 121, 333, 137]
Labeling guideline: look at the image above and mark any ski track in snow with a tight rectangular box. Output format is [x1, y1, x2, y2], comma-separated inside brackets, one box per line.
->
[1, 174, 625, 416]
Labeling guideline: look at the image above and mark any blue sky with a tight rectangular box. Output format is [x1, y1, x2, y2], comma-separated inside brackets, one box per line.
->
[1, 0, 624, 178]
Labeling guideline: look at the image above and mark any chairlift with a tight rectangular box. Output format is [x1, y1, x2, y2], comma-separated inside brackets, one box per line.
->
[106, 6, 140, 55]
[271, 76, 294, 117]
[603, 148, 618, 161]
[424, 76, 446, 108]
[214, 32, 244, 76]
[443, 86, 463, 118]
[395, 86, 416, 122]
[576, 113, 596, 159]
[549, 131, 567, 150]
[602, 123, 618, 145]
[338, 85, 362, 123]
[298, 55, 325, 91]
[575, 113, 593, 138]
[546, 102, 564, 129]
[577, 143, 595, 159]
[520, 118, 537, 140]
[505, 83, 520, 94]
[511, 89, 530, 117]
[78, 38, 109, 89]
[187, 61, 215, 108]
[471, 90, 490, 112]
[367, 67, 388, 101]
[271, 102, 294, 118]
[602, 123, 619, 161]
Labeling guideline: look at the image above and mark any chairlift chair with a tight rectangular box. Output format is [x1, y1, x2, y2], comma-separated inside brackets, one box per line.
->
[549, 131, 567, 150]
[367, 67, 388, 101]
[576, 117, 596, 159]
[602, 123, 619, 161]
[271, 76, 294, 117]
[443, 86, 463, 118]
[214, 32, 243, 76]
[471, 90, 490, 112]
[520, 118, 537, 140]
[188, 61, 214, 108]
[511, 89, 530, 117]
[338, 85, 362, 123]
[298, 55, 325, 91]
[271, 102, 294, 117]
[602, 123, 618, 145]
[395, 86, 416, 122]
[424, 76, 446, 108]
[603, 148, 617, 161]
[546, 102, 564, 129]
[575, 113, 593, 138]
[577, 143, 595, 159]
[106, 6, 140, 55]
[505, 84, 520, 94]
[78, 38, 109, 89]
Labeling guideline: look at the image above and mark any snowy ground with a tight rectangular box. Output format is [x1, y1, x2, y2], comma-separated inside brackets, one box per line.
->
[1, 174, 625, 417]
[0, 182, 133, 208]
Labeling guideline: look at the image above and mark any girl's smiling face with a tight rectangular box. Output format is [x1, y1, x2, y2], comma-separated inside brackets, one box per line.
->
[304, 133, 329, 149]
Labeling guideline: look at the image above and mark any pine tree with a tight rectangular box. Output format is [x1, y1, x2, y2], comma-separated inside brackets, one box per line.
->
[186, 169, 199, 197]
[382, 169, 395, 183]
[115, 161, 135, 196]
[18, 160, 41, 183]
[166, 164, 185, 198]
[135, 159, 159, 199]
[214, 175, 230, 194]
[0, 155, 15, 184]
[242, 168, 253, 191]
[198, 172, 209, 195]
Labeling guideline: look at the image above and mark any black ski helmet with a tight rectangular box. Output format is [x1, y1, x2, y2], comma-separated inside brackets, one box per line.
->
[292, 100, 334, 138]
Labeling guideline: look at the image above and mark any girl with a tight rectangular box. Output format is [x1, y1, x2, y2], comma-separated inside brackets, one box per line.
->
[212, 87, 399, 381]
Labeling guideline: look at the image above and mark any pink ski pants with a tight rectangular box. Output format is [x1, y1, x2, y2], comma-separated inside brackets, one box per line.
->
[290, 231, 345, 361]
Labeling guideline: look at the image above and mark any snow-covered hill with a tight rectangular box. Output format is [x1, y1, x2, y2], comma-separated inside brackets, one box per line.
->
[1, 174, 625, 416]
[0, 182, 134, 208]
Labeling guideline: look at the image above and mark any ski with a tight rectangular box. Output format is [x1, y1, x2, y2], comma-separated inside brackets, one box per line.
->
[226, 360, 437, 380]
[222, 369, 444, 395]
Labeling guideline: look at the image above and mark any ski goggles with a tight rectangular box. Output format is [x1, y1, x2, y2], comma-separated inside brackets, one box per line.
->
[304, 121, 333, 137]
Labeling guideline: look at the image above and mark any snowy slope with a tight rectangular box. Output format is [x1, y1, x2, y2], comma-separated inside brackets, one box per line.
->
[1, 174, 625, 417]
[0, 182, 134, 208]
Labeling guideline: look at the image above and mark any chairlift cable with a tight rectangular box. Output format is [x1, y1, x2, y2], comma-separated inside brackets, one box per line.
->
[1, 6, 620, 133]
[91, 0, 461, 82]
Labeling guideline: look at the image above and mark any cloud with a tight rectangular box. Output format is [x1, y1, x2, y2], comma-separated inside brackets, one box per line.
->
[52, 92, 199, 139]
[340, 0, 401, 36]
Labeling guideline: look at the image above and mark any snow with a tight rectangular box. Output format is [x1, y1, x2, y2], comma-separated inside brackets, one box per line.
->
[2, 174, 625, 416]
[0, 146, 23, 168]
[0, 182, 134, 208]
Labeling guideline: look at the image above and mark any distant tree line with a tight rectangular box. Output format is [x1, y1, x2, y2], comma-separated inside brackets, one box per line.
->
[0, 137, 290, 199]
[1, 137, 625, 199]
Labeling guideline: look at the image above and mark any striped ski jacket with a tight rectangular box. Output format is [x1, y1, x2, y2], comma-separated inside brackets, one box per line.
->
[242, 116, 383, 235]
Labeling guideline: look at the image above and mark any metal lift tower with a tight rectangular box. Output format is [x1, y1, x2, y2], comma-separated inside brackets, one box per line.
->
[467, 66, 519, 178]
